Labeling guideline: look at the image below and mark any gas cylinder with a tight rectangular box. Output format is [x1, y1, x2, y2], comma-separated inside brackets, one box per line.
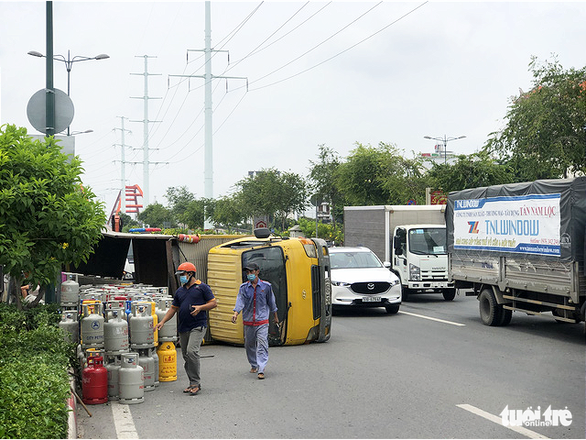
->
[105, 355, 121, 401]
[150, 347, 159, 387]
[129, 304, 154, 349]
[156, 342, 177, 382]
[137, 349, 155, 392]
[59, 312, 79, 344]
[60, 274, 79, 306]
[119, 353, 144, 405]
[104, 309, 129, 354]
[82, 355, 108, 405]
[157, 299, 178, 342]
[81, 303, 104, 349]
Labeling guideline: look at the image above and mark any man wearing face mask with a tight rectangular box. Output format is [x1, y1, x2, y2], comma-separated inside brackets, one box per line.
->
[156, 261, 216, 395]
[231, 262, 279, 380]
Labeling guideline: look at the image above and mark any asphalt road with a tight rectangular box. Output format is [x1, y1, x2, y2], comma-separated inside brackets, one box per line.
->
[77, 293, 585, 439]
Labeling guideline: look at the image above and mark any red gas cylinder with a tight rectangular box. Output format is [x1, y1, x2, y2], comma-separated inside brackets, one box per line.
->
[82, 355, 108, 404]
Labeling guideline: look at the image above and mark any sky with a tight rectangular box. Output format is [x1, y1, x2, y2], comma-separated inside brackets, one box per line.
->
[1, 0, 585, 218]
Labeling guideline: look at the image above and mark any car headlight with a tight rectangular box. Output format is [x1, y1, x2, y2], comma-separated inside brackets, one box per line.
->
[409, 263, 420, 281]
[331, 281, 351, 287]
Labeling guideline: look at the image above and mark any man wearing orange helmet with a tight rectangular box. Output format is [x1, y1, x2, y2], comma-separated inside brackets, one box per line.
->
[156, 261, 216, 395]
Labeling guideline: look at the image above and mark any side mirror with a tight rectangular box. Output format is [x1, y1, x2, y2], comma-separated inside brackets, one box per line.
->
[393, 236, 403, 255]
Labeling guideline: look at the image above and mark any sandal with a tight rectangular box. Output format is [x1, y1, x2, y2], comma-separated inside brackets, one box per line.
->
[183, 384, 202, 393]
[257, 373, 265, 380]
[189, 386, 200, 396]
[250, 367, 258, 373]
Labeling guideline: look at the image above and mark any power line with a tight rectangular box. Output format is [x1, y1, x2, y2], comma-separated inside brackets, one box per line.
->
[250, 1, 429, 92]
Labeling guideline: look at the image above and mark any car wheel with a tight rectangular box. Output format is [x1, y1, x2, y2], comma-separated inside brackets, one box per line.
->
[385, 304, 400, 314]
[442, 288, 456, 301]
[479, 288, 503, 326]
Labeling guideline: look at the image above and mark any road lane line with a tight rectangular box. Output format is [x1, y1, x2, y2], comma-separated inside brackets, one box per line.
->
[457, 404, 549, 439]
[398, 310, 465, 326]
[112, 402, 139, 439]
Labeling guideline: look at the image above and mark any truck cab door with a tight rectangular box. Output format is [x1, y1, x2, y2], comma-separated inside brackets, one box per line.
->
[393, 228, 408, 281]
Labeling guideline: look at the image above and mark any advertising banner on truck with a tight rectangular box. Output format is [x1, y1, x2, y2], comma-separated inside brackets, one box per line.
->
[446, 177, 586, 262]
[453, 194, 561, 256]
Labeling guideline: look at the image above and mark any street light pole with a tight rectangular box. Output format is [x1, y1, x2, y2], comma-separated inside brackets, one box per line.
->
[28, 49, 109, 135]
[423, 134, 466, 164]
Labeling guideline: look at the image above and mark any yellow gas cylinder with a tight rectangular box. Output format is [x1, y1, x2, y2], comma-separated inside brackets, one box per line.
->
[156, 342, 177, 382]
[145, 300, 159, 346]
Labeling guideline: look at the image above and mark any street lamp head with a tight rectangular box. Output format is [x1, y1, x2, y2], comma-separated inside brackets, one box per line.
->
[28, 50, 44, 58]
[94, 54, 110, 60]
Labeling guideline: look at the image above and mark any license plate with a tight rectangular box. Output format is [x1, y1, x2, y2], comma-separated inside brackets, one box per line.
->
[362, 296, 381, 302]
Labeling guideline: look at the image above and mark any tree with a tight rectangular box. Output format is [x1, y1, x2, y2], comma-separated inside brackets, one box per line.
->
[236, 169, 308, 230]
[119, 212, 140, 232]
[336, 142, 426, 205]
[485, 55, 586, 180]
[0, 125, 105, 307]
[208, 195, 247, 230]
[308, 144, 344, 227]
[426, 151, 515, 193]
[137, 202, 175, 228]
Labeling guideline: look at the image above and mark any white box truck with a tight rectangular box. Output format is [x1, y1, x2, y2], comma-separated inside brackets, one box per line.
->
[344, 205, 456, 300]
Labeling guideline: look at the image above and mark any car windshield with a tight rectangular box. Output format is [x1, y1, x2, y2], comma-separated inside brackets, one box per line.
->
[408, 228, 447, 255]
[330, 251, 382, 269]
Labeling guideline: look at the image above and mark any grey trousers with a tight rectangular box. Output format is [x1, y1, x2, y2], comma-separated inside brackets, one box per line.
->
[244, 324, 269, 373]
[179, 326, 205, 387]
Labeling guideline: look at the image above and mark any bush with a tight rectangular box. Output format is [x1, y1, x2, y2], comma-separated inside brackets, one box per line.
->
[0, 304, 73, 439]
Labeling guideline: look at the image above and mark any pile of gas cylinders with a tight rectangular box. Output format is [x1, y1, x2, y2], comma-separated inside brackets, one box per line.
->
[58, 274, 179, 405]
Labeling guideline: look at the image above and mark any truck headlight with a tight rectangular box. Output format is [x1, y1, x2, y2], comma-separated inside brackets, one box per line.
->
[409, 263, 420, 281]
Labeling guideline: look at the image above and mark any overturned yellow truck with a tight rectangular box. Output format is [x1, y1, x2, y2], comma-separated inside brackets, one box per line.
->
[207, 229, 332, 346]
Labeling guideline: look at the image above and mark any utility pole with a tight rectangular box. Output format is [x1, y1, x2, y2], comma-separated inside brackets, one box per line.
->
[130, 55, 164, 206]
[170, 1, 247, 228]
[113, 116, 137, 213]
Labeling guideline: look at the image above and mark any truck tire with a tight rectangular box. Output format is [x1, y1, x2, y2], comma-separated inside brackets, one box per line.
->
[442, 289, 456, 301]
[499, 307, 512, 326]
[385, 304, 400, 314]
[479, 288, 503, 326]
[402, 288, 410, 301]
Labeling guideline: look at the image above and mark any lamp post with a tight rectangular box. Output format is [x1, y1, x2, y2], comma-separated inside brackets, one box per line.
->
[423, 134, 466, 164]
[28, 50, 109, 135]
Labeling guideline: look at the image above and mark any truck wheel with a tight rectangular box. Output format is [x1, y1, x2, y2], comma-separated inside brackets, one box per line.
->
[402, 288, 410, 301]
[499, 308, 512, 326]
[385, 304, 400, 314]
[479, 288, 503, 326]
[442, 289, 456, 301]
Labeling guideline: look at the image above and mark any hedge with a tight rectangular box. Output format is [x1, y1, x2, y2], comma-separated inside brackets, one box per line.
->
[0, 303, 75, 439]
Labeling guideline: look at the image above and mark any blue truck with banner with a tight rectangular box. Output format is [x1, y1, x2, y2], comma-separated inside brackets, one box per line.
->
[446, 177, 586, 328]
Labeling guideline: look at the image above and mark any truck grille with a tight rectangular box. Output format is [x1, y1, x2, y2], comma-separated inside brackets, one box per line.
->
[421, 270, 447, 281]
[351, 282, 391, 294]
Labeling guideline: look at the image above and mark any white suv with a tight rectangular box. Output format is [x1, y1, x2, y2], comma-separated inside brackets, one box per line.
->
[330, 246, 401, 314]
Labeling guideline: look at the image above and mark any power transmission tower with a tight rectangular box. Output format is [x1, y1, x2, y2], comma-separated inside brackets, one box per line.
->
[170, 1, 247, 228]
[113, 116, 139, 212]
[130, 55, 166, 206]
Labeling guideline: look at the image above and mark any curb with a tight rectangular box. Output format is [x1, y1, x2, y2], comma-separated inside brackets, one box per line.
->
[68, 373, 77, 439]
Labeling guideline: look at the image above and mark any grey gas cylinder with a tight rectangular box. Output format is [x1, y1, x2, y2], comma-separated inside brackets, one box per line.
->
[60, 274, 79, 306]
[104, 309, 129, 354]
[105, 355, 121, 401]
[81, 303, 104, 349]
[59, 312, 79, 344]
[150, 347, 159, 386]
[129, 304, 154, 349]
[137, 349, 155, 392]
[157, 298, 178, 342]
[118, 353, 144, 405]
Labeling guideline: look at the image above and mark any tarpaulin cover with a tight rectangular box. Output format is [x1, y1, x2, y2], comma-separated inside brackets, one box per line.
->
[446, 177, 586, 264]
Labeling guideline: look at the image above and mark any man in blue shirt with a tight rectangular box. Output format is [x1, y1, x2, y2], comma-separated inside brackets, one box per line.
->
[231, 262, 278, 380]
[157, 262, 216, 395]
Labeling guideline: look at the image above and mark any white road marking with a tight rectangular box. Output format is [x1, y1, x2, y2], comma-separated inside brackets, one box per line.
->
[398, 310, 465, 326]
[457, 404, 549, 439]
[112, 402, 139, 439]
